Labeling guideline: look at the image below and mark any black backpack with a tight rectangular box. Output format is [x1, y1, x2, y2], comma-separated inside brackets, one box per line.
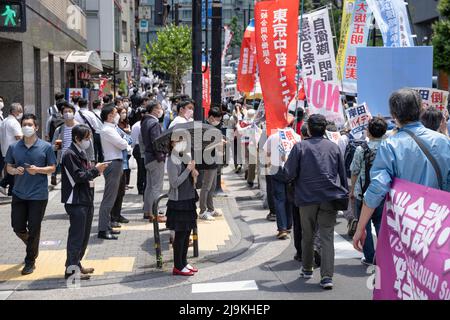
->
[360, 144, 377, 196]
[49, 113, 64, 142]
[344, 138, 367, 178]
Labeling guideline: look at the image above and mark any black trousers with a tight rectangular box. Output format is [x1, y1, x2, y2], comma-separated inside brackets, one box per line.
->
[133, 145, 146, 194]
[265, 175, 276, 214]
[11, 196, 48, 265]
[65, 204, 94, 269]
[124, 155, 131, 185]
[173, 230, 191, 270]
[291, 204, 302, 256]
[111, 172, 126, 223]
[93, 133, 104, 163]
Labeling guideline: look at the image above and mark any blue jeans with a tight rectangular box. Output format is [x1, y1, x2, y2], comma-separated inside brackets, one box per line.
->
[272, 177, 292, 232]
[355, 198, 384, 263]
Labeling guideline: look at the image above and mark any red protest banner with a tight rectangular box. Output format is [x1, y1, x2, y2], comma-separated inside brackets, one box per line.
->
[255, 0, 299, 135]
[237, 20, 257, 93]
[202, 63, 211, 118]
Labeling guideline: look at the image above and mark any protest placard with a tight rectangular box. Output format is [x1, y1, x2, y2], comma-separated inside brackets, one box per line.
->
[345, 103, 372, 135]
[412, 88, 449, 112]
[326, 130, 342, 145]
[336, 0, 373, 94]
[300, 8, 345, 126]
[373, 178, 450, 300]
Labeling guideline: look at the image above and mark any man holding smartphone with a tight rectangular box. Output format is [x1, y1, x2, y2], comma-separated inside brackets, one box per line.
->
[5, 114, 56, 275]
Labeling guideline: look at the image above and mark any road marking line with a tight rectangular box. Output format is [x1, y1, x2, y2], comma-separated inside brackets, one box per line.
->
[0, 291, 13, 300]
[334, 232, 363, 260]
[192, 280, 259, 294]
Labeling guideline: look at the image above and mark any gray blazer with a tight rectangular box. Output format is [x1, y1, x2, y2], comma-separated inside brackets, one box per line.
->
[167, 156, 196, 202]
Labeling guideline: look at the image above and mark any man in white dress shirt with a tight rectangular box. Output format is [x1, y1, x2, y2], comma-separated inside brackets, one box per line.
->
[168, 100, 194, 129]
[97, 104, 129, 240]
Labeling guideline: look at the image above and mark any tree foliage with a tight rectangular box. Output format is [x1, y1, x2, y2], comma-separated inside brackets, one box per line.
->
[144, 24, 192, 93]
[433, 0, 450, 73]
[229, 16, 243, 49]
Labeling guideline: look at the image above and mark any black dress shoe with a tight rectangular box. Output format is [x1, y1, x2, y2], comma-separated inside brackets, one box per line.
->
[98, 231, 118, 240]
[118, 216, 129, 224]
[21, 264, 35, 275]
[111, 221, 121, 228]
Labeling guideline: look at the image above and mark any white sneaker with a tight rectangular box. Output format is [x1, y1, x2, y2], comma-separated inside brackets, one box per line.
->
[199, 212, 215, 221]
[208, 210, 222, 217]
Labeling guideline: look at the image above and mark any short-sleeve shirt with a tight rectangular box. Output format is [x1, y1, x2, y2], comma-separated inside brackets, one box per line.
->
[1, 115, 22, 156]
[5, 138, 57, 200]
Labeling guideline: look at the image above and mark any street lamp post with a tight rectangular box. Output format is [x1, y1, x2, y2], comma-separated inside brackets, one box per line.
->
[192, 0, 203, 121]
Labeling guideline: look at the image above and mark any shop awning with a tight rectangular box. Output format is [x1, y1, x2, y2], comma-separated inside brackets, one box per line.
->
[65, 50, 103, 73]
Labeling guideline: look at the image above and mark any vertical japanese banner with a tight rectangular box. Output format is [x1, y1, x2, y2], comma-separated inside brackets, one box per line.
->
[255, 0, 299, 135]
[202, 61, 211, 118]
[337, 0, 373, 94]
[300, 8, 345, 126]
[222, 26, 234, 64]
[366, 0, 414, 47]
[237, 19, 257, 93]
[373, 178, 450, 300]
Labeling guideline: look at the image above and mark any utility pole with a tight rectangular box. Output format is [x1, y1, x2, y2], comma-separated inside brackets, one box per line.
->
[211, 0, 224, 195]
[192, 0, 203, 121]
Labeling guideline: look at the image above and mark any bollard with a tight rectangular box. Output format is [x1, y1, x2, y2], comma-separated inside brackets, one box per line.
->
[192, 227, 199, 257]
[152, 194, 168, 269]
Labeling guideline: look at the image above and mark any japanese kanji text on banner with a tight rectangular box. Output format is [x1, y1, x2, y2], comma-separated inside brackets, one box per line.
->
[373, 178, 450, 300]
[300, 8, 345, 126]
[336, 0, 373, 94]
[255, 0, 299, 135]
[237, 20, 257, 93]
[366, 0, 414, 47]
[412, 88, 449, 113]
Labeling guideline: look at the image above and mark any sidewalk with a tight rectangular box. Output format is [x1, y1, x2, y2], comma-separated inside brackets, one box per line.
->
[0, 163, 251, 291]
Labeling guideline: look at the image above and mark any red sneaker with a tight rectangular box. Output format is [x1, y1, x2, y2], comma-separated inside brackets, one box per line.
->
[173, 267, 194, 276]
[186, 264, 198, 273]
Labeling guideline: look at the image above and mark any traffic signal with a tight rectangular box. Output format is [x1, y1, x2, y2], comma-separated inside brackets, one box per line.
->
[0, 0, 26, 33]
[154, 0, 170, 26]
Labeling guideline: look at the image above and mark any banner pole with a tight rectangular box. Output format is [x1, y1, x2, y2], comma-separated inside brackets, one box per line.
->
[294, 0, 305, 130]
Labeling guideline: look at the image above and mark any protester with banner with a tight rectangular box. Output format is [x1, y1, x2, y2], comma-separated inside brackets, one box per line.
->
[255, 0, 299, 134]
[353, 89, 450, 271]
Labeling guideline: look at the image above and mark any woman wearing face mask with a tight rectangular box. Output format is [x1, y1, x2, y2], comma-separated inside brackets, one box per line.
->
[116, 106, 133, 191]
[167, 137, 199, 276]
[61, 125, 109, 281]
[52, 102, 95, 174]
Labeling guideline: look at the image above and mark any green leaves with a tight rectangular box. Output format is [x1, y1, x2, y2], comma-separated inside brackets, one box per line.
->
[432, 0, 450, 73]
[144, 24, 192, 92]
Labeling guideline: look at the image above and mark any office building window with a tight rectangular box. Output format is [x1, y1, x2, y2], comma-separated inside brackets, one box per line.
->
[122, 21, 128, 42]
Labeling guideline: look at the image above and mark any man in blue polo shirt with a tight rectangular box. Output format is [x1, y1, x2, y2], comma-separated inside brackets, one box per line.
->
[5, 114, 56, 275]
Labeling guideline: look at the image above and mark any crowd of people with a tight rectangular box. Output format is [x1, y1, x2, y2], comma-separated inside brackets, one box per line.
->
[0, 85, 449, 290]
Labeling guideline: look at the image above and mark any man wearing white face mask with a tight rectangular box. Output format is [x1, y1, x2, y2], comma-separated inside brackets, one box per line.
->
[5, 114, 56, 275]
[52, 102, 95, 178]
[0, 103, 23, 196]
[169, 100, 195, 129]
[141, 101, 167, 222]
[98, 104, 129, 240]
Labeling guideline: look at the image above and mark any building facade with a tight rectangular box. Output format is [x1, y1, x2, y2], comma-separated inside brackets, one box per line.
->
[0, 0, 87, 133]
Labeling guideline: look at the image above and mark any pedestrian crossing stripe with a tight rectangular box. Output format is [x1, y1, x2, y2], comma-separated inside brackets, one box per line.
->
[334, 232, 363, 260]
[192, 280, 259, 294]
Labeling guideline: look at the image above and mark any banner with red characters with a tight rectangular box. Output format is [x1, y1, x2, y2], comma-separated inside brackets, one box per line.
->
[237, 19, 257, 94]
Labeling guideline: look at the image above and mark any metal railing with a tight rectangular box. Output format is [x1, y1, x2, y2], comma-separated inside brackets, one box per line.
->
[152, 194, 199, 269]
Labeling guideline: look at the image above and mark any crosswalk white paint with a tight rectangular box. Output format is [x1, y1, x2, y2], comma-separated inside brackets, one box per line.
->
[334, 232, 363, 260]
[0, 291, 13, 300]
[192, 280, 259, 294]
